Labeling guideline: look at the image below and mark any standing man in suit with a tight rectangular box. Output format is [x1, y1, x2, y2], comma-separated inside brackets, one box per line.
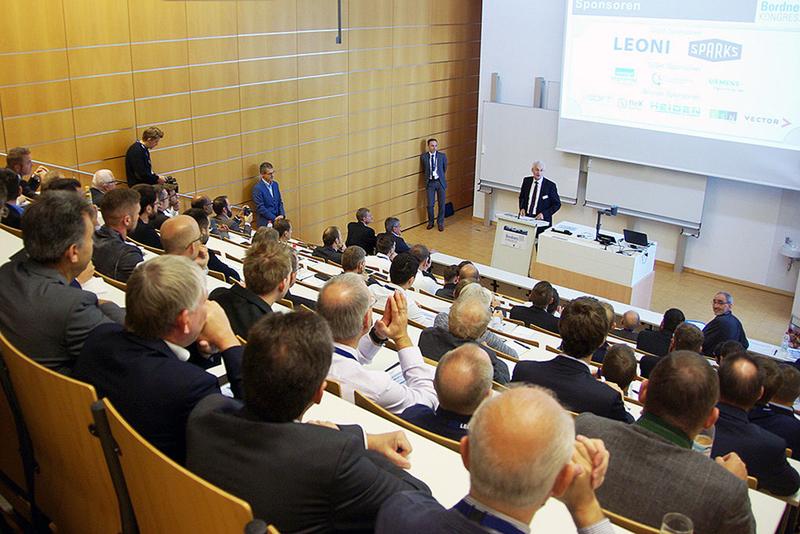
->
[518, 160, 561, 235]
[702, 291, 749, 355]
[252, 161, 285, 227]
[346, 207, 377, 255]
[125, 126, 165, 187]
[421, 138, 447, 231]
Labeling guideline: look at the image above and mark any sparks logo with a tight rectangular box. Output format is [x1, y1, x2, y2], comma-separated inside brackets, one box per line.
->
[688, 39, 742, 62]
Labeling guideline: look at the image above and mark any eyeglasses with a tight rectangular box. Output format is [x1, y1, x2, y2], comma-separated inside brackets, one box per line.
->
[185, 235, 203, 249]
[712, 299, 730, 305]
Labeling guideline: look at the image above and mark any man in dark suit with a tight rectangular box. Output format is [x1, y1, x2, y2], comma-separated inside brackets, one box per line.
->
[421, 138, 447, 231]
[517, 160, 561, 235]
[73, 255, 243, 464]
[576, 352, 754, 533]
[129, 184, 163, 249]
[312, 225, 345, 264]
[636, 307, 684, 358]
[702, 291, 749, 355]
[435, 264, 459, 300]
[639, 321, 703, 378]
[401, 343, 492, 441]
[377, 387, 614, 534]
[750, 364, 800, 460]
[93, 188, 145, 283]
[510, 280, 560, 334]
[125, 126, 165, 187]
[5, 146, 48, 197]
[611, 310, 640, 341]
[89, 169, 117, 206]
[512, 297, 633, 423]
[252, 161, 285, 227]
[0, 192, 124, 374]
[346, 207, 377, 255]
[0, 169, 23, 229]
[186, 311, 430, 533]
[378, 217, 410, 254]
[182, 208, 241, 283]
[711, 353, 800, 496]
[209, 240, 293, 338]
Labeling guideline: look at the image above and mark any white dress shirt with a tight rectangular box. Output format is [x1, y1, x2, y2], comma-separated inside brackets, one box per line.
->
[365, 253, 392, 272]
[412, 270, 441, 295]
[328, 336, 438, 414]
[369, 282, 428, 325]
[526, 177, 546, 215]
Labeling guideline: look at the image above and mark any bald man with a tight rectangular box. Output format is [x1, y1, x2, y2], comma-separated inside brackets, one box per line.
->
[400, 343, 493, 441]
[160, 214, 209, 270]
[377, 387, 613, 533]
[611, 310, 640, 341]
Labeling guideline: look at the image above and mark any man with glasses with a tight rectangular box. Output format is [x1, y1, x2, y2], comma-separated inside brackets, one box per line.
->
[702, 291, 749, 356]
[160, 215, 209, 271]
[252, 161, 285, 228]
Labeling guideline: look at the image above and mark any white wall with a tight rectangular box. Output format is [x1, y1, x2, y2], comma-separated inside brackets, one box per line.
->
[474, 1, 800, 293]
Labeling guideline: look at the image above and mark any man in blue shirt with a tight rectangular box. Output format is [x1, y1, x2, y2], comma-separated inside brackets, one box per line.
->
[252, 161, 285, 227]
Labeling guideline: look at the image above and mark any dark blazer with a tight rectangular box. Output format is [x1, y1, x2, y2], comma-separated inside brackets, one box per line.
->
[509, 304, 559, 334]
[207, 249, 241, 283]
[400, 405, 469, 442]
[129, 219, 163, 250]
[346, 221, 377, 255]
[712, 402, 800, 496]
[511, 355, 633, 423]
[750, 403, 800, 460]
[209, 283, 272, 339]
[702, 312, 749, 355]
[92, 226, 144, 283]
[313, 245, 343, 264]
[90, 187, 105, 206]
[252, 179, 285, 227]
[1, 203, 22, 229]
[377, 232, 410, 254]
[125, 141, 159, 186]
[420, 151, 448, 189]
[376, 491, 483, 534]
[612, 328, 638, 342]
[186, 394, 430, 533]
[19, 175, 41, 197]
[73, 323, 242, 464]
[518, 176, 561, 227]
[152, 210, 169, 230]
[418, 326, 510, 384]
[434, 283, 456, 300]
[636, 329, 672, 357]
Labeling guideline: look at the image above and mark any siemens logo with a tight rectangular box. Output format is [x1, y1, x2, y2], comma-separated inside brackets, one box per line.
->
[688, 39, 742, 62]
[613, 37, 671, 54]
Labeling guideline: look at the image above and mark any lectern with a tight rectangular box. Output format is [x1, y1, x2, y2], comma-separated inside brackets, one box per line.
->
[490, 212, 549, 276]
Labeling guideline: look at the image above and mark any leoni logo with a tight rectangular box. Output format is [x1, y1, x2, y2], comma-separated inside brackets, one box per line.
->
[613, 37, 670, 54]
[688, 39, 742, 62]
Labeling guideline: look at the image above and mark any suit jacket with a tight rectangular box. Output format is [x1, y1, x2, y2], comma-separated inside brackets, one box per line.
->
[434, 283, 456, 300]
[420, 151, 447, 189]
[125, 141, 159, 186]
[1, 203, 22, 229]
[636, 328, 672, 357]
[92, 226, 144, 283]
[509, 304, 559, 334]
[313, 245, 343, 264]
[750, 403, 800, 460]
[612, 328, 638, 342]
[517, 176, 560, 224]
[400, 405, 469, 442]
[207, 249, 240, 283]
[73, 323, 243, 464]
[377, 232, 410, 254]
[252, 179, 285, 227]
[712, 402, 800, 496]
[0, 260, 123, 374]
[376, 491, 488, 534]
[511, 356, 633, 423]
[702, 311, 749, 355]
[186, 394, 430, 533]
[89, 187, 104, 206]
[418, 326, 509, 384]
[209, 283, 272, 339]
[129, 219, 163, 250]
[346, 221, 377, 255]
[575, 413, 755, 533]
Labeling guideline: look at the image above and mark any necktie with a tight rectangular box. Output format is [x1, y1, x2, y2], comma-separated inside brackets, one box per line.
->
[430, 153, 436, 179]
[528, 180, 539, 215]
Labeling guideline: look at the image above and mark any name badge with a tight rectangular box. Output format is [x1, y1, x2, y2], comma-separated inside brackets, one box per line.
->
[542, 195, 549, 199]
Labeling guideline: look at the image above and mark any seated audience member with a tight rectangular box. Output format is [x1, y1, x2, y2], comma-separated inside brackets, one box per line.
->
[191, 195, 221, 235]
[6, 146, 48, 196]
[187, 311, 430, 532]
[457, 260, 480, 282]
[182, 208, 240, 283]
[209, 240, 292, 338]
[512, 297, 633, 423]
[89, 169, 116, 206]
[0, 169, 23, 229]
[283, 247, 317, 311]
[0, 192, 124, 373]
[319, 273, 437, 413]
[252, 226, 279, 246]
[640, 322, 704, 378]
[211, 195, 240, 238]
[435, 264, 459, 300]
[342, 245, 380, 286]
[378, 217, 410, 254]
[410, 244, 441, 294]
[370, 253, 428, 325]
[313, 225, 345, 264]
[434, 282, 518, 358]
[714, 339, 746, 364]
[547, 286, 561, 315]
[365, 234, 395, 272]
[711, 353, 800, 496]
[165, 184, 180, 217]
[420, 294, 510, 384]
[73, 255, 243, 463]
[401, 343, 492, 441]
[377, 387, 615, 534]
[93, 188, 144, 283]
[636, 308, 685, 357]
[750, 364, 800, 460]
[129, 184, 163, 250]
[151, 185, 170, 230]
[612, 310, 640, 341]
[160, 214, 209, 271]
[591, 301, 616, 364]
[346, 207, 377, 255]
[510, 280, 560, 334]
[702, 291, 749, 355]
[576, 352, 754, 533]
[41, 176, 81, 193]
[600, 344, 637, 397]
[273, 217, 292, 242]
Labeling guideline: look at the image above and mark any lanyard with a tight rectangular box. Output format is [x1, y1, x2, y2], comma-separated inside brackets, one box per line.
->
[333, 346, 357, 361]
[453, 500, 527, 534]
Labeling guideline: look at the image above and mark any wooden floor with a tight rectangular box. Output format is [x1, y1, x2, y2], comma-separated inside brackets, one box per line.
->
[403, 208, 793, 345]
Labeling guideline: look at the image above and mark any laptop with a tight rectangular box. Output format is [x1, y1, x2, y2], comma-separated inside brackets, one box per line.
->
[623, 229, 649, 247]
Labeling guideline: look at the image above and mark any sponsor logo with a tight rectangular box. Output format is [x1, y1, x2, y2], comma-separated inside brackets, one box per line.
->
[613, 37, 671, 54]
[650, 101, 701, 117]
[613, 67, 636, 82]
[708, 78, 743, 92]
[709, 109, 738, 121]
[617, 98, 643, 110]
[744, 115, 793, 127]
[688, 39, 742, 62]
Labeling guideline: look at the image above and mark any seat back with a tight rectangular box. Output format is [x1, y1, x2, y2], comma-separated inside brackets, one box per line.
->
[208, 269, 227, 282]
[0, 331, 121, 533]
[0, 352, 31, 524]
[96, 397, 259, 534]
[602, 509, 659, 534]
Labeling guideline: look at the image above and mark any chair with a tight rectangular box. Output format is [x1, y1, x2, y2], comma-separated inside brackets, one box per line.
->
[491, 381, 508, 392]
[486, 326, 540, 349]
[324, 378, 342, 398]
[278, 298, 294, 310]
[92, 398, 275, 534]
[0, 223, 22, 238]
[208, 270, 227, 282]
[545, 345, 560, 354]
[0, 352, 33, 526]
[0, 331, 126, 533]
[747, 476, 758, 490]
[300, 304, 316, 313]
[486, 344, 518, 363]
[353, 391, 460, 453]
[127, 237, 164, 255]
[96, 271, 128, 291]
[602, 509, 659, 534]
